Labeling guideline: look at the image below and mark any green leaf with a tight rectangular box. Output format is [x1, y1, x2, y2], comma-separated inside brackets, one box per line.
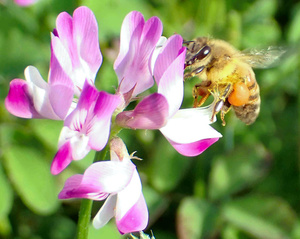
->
[0, 164, 13, 218]
[30, 119, 63, 150]
[148, 137, 190, 192]
[143, 185, 169, 224]
[88, 221, 123, 239]
[3, 146, 60, 215]
[222, 194, 297, 239]
[287, 3, 300, 43]
[177, 197, 220, 239]
[0, 216, 12, 237]
[208, 144, 268, 201]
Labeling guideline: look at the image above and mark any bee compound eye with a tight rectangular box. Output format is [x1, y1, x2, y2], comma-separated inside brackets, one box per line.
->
[195, 45, 211, 60]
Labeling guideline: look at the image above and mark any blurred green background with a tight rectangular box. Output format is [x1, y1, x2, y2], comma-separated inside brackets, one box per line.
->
[0, 0, 300, 238]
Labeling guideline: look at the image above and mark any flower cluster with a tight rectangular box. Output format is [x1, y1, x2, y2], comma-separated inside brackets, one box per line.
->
[5, 6, 221, 235]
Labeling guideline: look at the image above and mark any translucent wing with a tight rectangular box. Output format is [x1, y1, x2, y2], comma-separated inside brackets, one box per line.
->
[236, 47, 286, 68]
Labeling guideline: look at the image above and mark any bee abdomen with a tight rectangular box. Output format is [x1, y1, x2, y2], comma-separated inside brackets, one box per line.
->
[233, 82, 260, 125]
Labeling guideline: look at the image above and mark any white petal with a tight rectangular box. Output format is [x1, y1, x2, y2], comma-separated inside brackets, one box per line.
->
[25, 66, 61, 120]
[150, 36, 167, 72]
[93, 195, 117, 229]
[160, 107, 222, 144]
[115, 170, 142, 221]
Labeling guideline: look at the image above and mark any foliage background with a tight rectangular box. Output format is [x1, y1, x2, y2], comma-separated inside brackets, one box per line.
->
[0, 0, 300, 238]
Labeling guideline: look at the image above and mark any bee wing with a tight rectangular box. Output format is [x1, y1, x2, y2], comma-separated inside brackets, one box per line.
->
[237, 47, 286, 69]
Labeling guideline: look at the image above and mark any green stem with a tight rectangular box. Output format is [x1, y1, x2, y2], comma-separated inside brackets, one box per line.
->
[76, 144, 110, 239]
[75, 121, 122, 238]
[76, 199, 93, 239]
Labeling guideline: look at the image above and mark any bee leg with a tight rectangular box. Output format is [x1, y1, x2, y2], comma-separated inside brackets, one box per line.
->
[220, 102, 232, 126]
[211, 99, 224, 122]
[193, 92, 210, 107]
[220, 112, 227, 126]
[192, 81, 212, 107]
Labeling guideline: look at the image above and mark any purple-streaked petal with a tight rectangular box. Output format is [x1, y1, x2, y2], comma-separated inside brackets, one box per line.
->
[50, 34, 73, 84]
[58, 173, 109, 200]
[49, 42, 74, 119]
[115, 93, 169, 129]
[154, 35, 186, 117]
[63, 81, 99, 129]
[114, 11, 144, 76]
[5, 79, 40, 118]
[53, 7, 102, 95]
[58, 174, 83, 198]
[150, 36, 167, 72]
[93, 195, 117, 229]
[56, 126, 90, 161]
[160, 108, 222, 144]
[58, 161, 135, 200]
[115, 170, 142, 221]
[169, 138, 220, 157]
[116, 193, 148, 234]
[88, 92, 122, 150]
[51, 141, 73, 175]
[115, 170, 148, 234]
[80, 161, 136, 194]
[6, 66, 66, 120]
[73, 6, 102, 79]
[114, 11, 163, 97]
[153, 34, 185, 84]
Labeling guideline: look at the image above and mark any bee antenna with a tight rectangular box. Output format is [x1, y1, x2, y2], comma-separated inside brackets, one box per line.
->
[183, 40, 194, 45]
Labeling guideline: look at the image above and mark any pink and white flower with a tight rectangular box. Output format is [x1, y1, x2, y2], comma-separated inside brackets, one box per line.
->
[114, 11, 163, 99]
[51, 6, 102, 96]
[50, 81, 121, 175]
[58, 137, 148, 234]
[5, 48, 74, 120]
[115, 31, 222, 156]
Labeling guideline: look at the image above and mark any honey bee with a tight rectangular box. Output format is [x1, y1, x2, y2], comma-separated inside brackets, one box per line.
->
[184, 37, 284, 126]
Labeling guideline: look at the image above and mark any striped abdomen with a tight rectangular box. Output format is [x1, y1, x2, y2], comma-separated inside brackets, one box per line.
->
[233, 75, 261, 125]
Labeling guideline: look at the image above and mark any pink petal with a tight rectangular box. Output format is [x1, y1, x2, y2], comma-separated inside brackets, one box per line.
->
[159, 108, 222, 156]
[114, 11, 163, 97]
[58, 161, 136, 200]
[73, 6, 102, 79]
[116, 193, 148, 234]
[167, 137, 220, 157]
[5, 66, 68, 120]
[49, 44, 74, 119]
[115, 93, 169, 129]
[63, 81, 99, 129]
[55, 12, 75, 65]
[24, 66, 63, 120]
[51, 141, 73, 175]
[88, 92, 122, 150]
[114, 11, 144, 73]
[81, 161, 136, 194]
[153, 34, 185, 84]
[58, 174, 84, 199]
[154, 35, 186, 117]
[54, 7, 102, 95]
[5, 79, 39, 118]
[160, 108, 222, 144]
[58, 172, 109, 201]
[115, 170, 142, 222]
